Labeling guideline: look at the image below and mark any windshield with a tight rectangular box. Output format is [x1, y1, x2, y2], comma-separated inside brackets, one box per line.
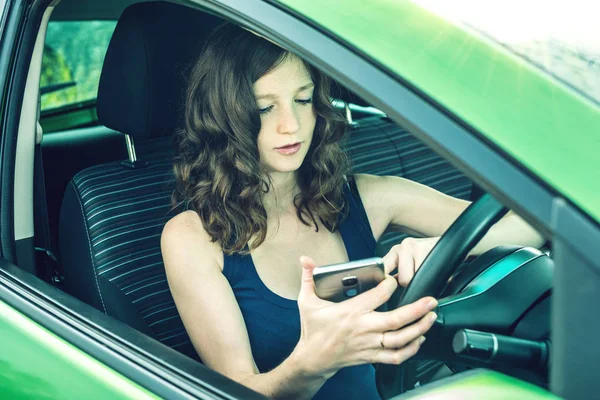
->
[414, 0, 600, 105]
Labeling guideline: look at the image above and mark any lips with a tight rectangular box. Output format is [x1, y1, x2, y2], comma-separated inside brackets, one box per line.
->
[275, 142, 302, 155]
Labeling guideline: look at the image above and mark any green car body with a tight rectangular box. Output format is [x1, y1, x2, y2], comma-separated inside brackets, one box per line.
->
[0, 301, 157, 399]
[281, 0, 600, 223]
[0, 0, 597, 399]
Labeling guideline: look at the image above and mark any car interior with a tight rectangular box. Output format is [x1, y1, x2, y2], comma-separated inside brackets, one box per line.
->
[6, 0, 557, 398]
[38, 0, 482, 360]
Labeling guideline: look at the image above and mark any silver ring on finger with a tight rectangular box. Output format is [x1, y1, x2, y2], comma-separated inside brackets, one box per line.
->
[380, 332, 386, 349]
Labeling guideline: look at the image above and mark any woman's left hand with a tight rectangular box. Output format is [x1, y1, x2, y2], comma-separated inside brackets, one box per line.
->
[382, 237, 440, 287]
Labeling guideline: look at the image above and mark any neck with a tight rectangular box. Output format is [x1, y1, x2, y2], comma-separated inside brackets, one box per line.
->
[263, 171, 300, 214]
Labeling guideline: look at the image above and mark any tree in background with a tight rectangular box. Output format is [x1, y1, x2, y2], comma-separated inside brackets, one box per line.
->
[40, 44, 76, 110]
[41, 21, 116, 111]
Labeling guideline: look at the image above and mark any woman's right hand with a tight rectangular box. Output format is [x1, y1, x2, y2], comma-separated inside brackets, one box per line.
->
[293, 256, 438, 379]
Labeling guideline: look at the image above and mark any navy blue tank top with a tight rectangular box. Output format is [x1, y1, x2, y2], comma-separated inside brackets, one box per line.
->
[222, 178, 381, 399]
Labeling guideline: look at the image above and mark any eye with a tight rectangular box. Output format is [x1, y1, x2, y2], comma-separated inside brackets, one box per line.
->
[295, 98, 313, 105]
[259, 105, 274, 115]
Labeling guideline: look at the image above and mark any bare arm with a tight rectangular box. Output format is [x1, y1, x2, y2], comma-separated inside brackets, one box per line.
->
[355, 174, 544, 252]
[161, 211, 327, 399]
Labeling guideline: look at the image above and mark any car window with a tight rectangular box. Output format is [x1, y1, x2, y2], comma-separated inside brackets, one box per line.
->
[40, 20, 117, 112]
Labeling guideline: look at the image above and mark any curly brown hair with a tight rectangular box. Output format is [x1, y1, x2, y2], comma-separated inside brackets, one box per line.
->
[173, 23, 349, 254]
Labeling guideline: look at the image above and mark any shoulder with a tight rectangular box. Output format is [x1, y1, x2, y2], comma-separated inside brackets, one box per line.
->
[354, 173, 435, 202]
[348, 174, 402, 239]
[351, 173, 436, 238]
[353, 173, 409, 200]
[161, 210, 224, 272]
[353, 173, 391, 190]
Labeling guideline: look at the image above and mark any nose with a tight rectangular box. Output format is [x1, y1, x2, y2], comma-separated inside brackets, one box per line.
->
[277, 104, 301, 135]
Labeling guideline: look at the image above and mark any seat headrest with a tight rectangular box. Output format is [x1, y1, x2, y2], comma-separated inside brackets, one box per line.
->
[330, 84, 371, 107]
[97, 1, 223, 140]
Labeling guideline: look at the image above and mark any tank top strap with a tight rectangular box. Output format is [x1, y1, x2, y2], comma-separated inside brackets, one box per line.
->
[222, 251, 245, 283]
[339, 175, 377, 260]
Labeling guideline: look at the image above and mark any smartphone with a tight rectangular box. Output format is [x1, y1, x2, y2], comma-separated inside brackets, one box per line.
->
[313, 257, 386, 302]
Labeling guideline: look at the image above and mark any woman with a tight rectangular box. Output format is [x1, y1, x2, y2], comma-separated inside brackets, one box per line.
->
[161, 23, 543, 399]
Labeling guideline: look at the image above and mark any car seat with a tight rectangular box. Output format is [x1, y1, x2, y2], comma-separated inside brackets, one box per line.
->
[59, 1, 222, 359]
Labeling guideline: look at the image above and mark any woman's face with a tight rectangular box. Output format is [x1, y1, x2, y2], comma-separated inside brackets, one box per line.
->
[254, 56, 317, 175]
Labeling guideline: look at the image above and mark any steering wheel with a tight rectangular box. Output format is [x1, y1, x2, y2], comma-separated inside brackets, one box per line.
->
[376, 193, 509, 398]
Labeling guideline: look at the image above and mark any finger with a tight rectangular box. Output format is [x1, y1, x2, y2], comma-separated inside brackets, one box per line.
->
[298, 256, 317, 301]
[396, 244, 415, 287]
[378, 311, 437, 349]
[414, 237, 439, 272]
[374, 336, 426, 365]
[413, 246, 430, 273]
[368, 296, 438, 332]
[345, 275, 398, 312]
[382, 249, 398, 276]
[413, 251, 427, 273]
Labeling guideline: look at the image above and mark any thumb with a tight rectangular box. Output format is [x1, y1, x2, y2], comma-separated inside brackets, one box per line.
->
[298, 256, 317, 300]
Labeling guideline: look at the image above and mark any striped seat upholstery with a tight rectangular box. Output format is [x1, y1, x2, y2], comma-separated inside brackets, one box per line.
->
[344, 116, 473, 254]
[60, 137, 198, 358]
[58, 1, 222, 360]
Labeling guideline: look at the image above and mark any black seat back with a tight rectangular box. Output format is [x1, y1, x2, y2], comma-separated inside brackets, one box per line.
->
[59, 1, 223, 359]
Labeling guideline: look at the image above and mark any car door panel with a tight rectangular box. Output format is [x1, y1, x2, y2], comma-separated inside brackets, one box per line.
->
[0, 258, 268, 400]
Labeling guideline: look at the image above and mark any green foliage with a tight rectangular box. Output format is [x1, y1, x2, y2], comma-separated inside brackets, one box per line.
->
[40, 44, 76, 109]
[40, 21, 117, 111]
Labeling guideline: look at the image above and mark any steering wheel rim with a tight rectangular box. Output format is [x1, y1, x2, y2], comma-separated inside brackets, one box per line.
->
[376, 193, 509, 399]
